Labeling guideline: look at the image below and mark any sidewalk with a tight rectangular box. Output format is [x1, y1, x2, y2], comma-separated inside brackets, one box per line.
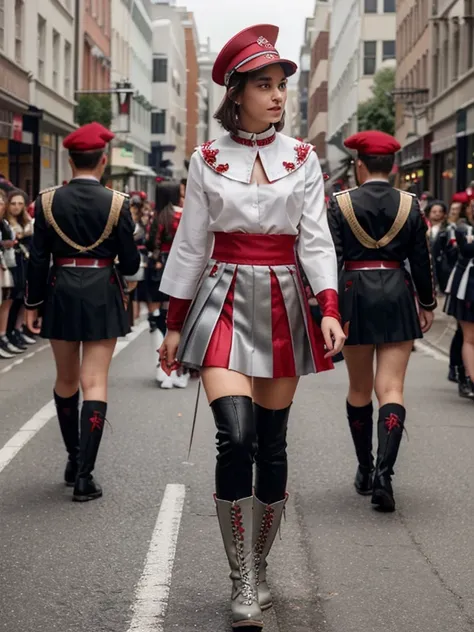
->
[420, 303, 455, 357]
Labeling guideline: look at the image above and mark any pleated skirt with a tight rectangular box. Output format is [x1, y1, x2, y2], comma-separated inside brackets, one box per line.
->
[444, 259, 474, 322]
[177, 233, 333, 378]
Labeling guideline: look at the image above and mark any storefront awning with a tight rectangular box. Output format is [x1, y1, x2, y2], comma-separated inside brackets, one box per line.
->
[132, 165, 157, 178]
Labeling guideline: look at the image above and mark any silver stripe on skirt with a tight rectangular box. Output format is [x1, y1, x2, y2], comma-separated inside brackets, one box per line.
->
[177, 260, 318, 378]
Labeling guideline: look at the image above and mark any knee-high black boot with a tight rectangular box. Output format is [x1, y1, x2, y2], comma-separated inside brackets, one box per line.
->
[254, 403, 290, 504]
[155, 309, 168, 338]
[211, 396, 263, 627]
[54, 390, 80, 487]
[346, 401, 374, 495]
[73, 400, 106, 502]
[210, 395, 256, 501]
[372, 403, 405, 512]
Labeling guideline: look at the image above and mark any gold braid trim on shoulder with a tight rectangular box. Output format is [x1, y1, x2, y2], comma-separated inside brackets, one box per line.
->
[42, 190, 124, 253]
[336, 190, 413, 249]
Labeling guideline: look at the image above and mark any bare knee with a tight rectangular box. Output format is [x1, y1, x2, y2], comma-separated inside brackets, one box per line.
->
[374, 378, 403, 405]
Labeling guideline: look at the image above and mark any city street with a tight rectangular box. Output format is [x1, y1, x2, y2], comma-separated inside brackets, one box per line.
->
[0, 320, 473, 632]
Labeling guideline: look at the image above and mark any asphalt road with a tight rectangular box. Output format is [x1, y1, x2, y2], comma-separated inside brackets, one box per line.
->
[0, 325, 473, 632]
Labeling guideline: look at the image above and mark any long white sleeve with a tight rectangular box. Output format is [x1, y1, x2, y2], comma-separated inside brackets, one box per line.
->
[297, 152, 338, 295]
[159, 152, 212, 299]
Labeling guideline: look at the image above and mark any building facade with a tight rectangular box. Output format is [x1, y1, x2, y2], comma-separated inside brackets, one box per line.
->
[198, 39, 226, 143]
[183, 12, 199, 161]
[109, 0, 153, 193]
[150, 2, 187, 179]
[0, 0, 34, 193]
[427, 0, 474, 201]
[307, 0, 331, 165]
[81, 0, 111, 92]
[395, 0, 431, 195]
[327, 0, 396, 170]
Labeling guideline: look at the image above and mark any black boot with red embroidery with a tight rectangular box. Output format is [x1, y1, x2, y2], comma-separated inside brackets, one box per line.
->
[371, 404, 405, 513]
[54, 390, 80, 487]
[347, 401, 374, 495]
[73, 401, 106, 502]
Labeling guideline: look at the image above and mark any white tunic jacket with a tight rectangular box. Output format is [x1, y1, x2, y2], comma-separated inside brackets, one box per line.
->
[159, 127, 338, 300]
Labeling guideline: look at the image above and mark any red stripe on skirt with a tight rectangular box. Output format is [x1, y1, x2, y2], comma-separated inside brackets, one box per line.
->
[293, 267, 333, 373]
[270, 270, 296, 378]
[202, 272, 236, 368]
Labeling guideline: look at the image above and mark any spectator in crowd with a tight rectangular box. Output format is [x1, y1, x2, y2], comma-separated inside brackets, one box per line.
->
[0, 190, 20, 358]
[5, 190, 36, 350]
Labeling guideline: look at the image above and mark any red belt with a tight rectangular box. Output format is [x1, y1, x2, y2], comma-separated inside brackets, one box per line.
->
[54, 257, 114, 268]
[160, 243, 172, 254]
[344, 260, 401, 271]
[212, 232, 296, 265]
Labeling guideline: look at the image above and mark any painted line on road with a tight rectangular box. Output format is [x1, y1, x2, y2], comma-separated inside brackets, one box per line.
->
[415, 340, 448, 363]
[127, 483, 186, 632]
[0, 343, 50, 375]
[0, 320, 149, 476]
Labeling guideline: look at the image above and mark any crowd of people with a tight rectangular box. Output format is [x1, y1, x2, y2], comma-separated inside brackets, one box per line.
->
[0, 183, 38, 359]
[422, 189, 474, 399]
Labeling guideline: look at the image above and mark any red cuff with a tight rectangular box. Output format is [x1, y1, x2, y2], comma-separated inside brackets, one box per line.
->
[166, 297, 192, 331]
[316, 289, 341, 322]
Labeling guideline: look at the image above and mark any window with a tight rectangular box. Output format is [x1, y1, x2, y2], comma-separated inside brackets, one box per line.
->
[176, 121, 182, 136]
[176, 82, 181, 96]
[52, 30, 60, 90]
[153, 58, 168, 82]
[151, 111, 166, 134]
[64, 40, 71, 97]
[382, 40, 395, 60]
[171, 115, 175, 131]
[364, 0, 377, 13]
[363, 41, 377, 75]
[15, 0, 23, 64]
[0, 0, 4, 51]
[384, 0, 395, 11]
[452, 26, 460, 82]
[467, 0, 474, 69]
[37, 15, 46, 81]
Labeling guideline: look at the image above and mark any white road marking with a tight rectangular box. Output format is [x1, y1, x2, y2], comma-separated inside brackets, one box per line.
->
[0, 320, 149, 475]
[0, 343, 50, 375]
[415, 340, 448, 363]
[127, 484, 186, 632]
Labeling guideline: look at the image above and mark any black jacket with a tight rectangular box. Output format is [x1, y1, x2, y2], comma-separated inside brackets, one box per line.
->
[327, 181, 436, 310]
[25, 178, 140, 308]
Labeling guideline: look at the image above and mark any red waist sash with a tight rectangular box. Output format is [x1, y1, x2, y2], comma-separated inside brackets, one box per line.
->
[54, 257, 114, 268]
[212, 232, 297, 265]
[344, 260, 401, 271]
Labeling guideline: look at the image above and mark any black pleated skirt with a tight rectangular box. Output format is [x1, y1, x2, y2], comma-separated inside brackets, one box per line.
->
[340, 268, 422, 346]
[444, 261, 474, 322]
[40, 265, 130, 341]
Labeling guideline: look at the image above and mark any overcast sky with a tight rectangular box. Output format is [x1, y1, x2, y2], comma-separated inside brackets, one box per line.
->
[183, 0, 315, 70]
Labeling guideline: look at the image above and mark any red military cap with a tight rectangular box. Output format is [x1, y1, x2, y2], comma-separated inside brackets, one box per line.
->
[452, 191, 470, 204]
[212, 24, 297, 87]
[344, 130, 401, 155]
[63, 122, 115, 152]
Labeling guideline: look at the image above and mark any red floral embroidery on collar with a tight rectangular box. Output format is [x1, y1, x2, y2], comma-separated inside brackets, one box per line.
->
[200, 141, 230, 174]
[230, 132, 276, 147]
[282, 142, 312, 173]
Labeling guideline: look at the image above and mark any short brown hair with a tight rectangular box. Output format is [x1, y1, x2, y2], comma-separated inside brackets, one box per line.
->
[214, 70, 286, 135]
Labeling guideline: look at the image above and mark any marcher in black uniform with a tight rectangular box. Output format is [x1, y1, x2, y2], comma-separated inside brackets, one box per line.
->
[328, 130, 436, 512]
[24, 122, 140, 502]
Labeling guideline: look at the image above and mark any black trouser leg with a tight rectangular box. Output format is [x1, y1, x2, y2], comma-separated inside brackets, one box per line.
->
[254, 403, 290, 504]
[450, 324, 464, 369]
[155, 309, 168, 337]
[347, 401, 374, 495]
[54, 390, 80, 486]
[211, 396, 256, 501]
[372, 403, 405, 512]
[73, 400, 106, 502]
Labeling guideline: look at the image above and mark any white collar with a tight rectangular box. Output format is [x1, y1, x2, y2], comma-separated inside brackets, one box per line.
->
[71, 175, 100, 182]
[197, 131, 313, 184]
[362, 178, 390, 185]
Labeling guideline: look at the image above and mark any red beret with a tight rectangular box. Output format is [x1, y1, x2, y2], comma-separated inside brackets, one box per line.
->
[63, 122, 115, 152]
[452, 192, 470, 204]
[212, 24, 297, 87]
[344, 131, 401, 155]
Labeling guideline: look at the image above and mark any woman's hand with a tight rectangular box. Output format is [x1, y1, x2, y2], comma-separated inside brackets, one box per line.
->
[321, 316, 346, 359]
[419, 309, 434, 333]
[159, 330, 181, 368]
[25, 309, 42, 335]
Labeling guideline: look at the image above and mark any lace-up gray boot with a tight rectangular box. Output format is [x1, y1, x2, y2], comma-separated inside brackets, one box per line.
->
[215, 495, 263, 629]
[253, 494, 288, 610]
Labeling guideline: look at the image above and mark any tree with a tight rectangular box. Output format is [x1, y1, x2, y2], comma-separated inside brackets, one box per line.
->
[357, 67, 395, 135]
[75, 94, 112, 128]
